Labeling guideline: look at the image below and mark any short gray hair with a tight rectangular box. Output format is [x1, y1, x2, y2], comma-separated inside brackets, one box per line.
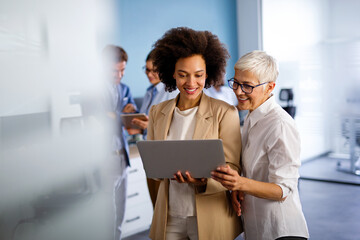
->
[234, 50, 279, 83]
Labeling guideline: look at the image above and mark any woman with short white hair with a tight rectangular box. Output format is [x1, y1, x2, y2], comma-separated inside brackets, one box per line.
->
[212, 50, 309, 240]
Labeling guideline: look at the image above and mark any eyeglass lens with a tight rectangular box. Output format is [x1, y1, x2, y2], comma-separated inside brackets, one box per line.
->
[229, 80, 253, 93]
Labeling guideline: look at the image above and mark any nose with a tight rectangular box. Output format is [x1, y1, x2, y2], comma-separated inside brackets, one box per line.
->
[186, 75, 197, 84]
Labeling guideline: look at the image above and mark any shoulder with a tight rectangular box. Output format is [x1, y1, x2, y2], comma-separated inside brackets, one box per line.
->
[264, 104, 299, 138]
[155, 97, 174, 108]
[201, 94, 238, 124]
[120, 83, 130, 91]
[149, 98, 174, 115]
[207, 95, 238, 114]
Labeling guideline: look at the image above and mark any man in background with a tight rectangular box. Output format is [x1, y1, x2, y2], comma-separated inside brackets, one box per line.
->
[102, 45, 137, 240]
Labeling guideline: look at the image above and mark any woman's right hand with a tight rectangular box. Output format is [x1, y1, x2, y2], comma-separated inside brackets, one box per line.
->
[211, 165, 244, 191]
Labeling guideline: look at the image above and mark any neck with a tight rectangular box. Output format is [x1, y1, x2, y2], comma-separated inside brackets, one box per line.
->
[177, 93, 202, 111]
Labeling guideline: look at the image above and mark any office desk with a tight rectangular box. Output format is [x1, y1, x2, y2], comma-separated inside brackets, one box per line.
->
[122, 144, 153, 238]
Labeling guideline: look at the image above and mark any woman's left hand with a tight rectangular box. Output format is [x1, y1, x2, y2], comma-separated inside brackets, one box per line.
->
[211, 165, 244, 191]
[173, 171, 207, 186]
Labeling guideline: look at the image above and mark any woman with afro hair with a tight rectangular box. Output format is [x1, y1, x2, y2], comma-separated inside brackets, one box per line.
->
[147, 27, 242, 240]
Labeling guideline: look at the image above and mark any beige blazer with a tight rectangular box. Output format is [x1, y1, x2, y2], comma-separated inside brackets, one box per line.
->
[147, 93, 242, 240]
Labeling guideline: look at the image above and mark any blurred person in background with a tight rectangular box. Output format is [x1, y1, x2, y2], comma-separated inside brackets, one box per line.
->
[102, 44, 137, 240]
[127, 49, 178, 139]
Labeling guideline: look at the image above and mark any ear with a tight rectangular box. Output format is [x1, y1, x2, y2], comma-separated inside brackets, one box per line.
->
[267, 82, 276, 93]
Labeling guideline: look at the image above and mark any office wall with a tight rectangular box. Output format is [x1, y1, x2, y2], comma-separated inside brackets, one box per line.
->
[262, 0, 331, 160]
[326, 0, 360, 154]
[236, 0, 262, 56]
[116, 0, 239, 98]
[262, 0, 360, 160]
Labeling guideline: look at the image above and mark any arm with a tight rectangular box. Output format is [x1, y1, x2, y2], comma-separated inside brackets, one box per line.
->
[212, 165, 284, 201]
[212, 119, 301, 202]
[126, 116, 149, 135]
[130, 116, 149, 130]
[147, 105, 155, 140]
[219, 106, 241, 172]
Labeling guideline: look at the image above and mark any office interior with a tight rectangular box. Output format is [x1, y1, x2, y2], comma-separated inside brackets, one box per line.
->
[0, 0, 359, 239]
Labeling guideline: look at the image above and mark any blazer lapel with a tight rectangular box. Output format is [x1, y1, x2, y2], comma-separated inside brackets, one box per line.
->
[193, 93, 213, 140]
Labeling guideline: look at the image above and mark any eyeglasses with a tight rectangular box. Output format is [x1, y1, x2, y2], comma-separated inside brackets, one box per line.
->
[227, 78, 270, 94]
[143, 66, 157, 74]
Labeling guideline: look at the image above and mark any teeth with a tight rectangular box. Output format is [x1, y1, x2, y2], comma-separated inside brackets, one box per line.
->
[239, 98, 248, 101]
[186, 88, 196, 92]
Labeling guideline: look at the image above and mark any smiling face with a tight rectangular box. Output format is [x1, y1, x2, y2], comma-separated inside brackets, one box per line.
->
[173, 55, 207, 110]
[233, 69, 275, 112]
[145, 60, 161, 85]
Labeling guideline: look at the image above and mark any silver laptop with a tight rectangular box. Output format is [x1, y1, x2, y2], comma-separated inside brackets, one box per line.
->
[136, 139, 226, 178]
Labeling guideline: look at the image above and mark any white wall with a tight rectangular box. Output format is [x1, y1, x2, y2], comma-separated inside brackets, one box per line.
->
[262, 0, 332, 160]
[326, 0, 360, 154]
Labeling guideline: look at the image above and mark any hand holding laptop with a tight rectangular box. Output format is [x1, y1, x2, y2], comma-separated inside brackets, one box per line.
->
[173, 170, 207, 186]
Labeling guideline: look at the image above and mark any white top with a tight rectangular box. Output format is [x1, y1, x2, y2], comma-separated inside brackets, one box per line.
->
[167, 106, 198, 217]
[203, 86, 238, 106]
[241, 95, 309, 240]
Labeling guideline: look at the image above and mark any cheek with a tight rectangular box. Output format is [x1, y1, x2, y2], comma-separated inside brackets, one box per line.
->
[198, 78, 206, 87]
[175, 79, 182, 89]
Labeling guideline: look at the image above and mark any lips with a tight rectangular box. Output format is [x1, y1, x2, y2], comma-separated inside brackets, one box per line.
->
[238, 97, 249, 102]
[185, 88, 197, 94]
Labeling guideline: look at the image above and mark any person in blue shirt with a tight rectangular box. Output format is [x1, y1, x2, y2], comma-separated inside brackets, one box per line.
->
[127, 49, 178, 207]
[102, 44, 137, 240]
[128, 50, 178, 138]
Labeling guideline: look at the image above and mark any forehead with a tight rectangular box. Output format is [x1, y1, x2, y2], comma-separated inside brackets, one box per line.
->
[175, 55, 206, 70]
[114, 61, 126, 70]
[234, 70, 259, 83]
[146, 60, 154, 68]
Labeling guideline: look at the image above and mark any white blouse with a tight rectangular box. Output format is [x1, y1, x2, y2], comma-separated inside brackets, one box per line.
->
[241, 95, 309, 240]
[167, 106, 198, 217]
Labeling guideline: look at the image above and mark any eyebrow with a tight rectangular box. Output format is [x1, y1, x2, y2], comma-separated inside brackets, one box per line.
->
[177, 70, 205, 73]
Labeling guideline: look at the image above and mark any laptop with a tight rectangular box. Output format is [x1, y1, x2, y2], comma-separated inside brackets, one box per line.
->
[136, 139, 226, 178]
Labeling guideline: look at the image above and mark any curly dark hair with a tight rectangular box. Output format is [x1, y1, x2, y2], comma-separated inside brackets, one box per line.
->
[152, 27, 230, 92]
